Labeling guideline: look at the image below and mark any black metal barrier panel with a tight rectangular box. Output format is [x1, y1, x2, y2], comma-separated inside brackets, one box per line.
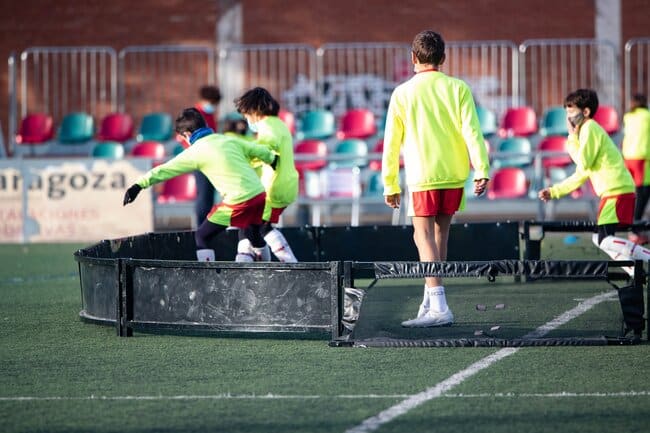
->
[116, 260, 341, 337]
[331, 259, 647, 347]
[74, 222, 520, 337]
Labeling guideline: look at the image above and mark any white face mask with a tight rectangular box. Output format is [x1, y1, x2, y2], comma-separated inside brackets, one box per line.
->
[201, 103, 215, 114]
[247, 119, 258, 133]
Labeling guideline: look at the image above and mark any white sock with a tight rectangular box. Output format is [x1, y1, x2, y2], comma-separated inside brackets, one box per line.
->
[196, 248, 215, 262]
[235, 239, 255, 262]
[427, 285, 448, 313]
[420, 285, 430, 308]
[252, 244, 271, 261]
[264, 228, 297, 262]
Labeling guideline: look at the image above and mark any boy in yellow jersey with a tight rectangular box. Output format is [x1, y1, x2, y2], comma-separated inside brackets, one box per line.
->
[622, 93, 650, 244]
[382, 30, 490, 328]
[538, 89, 650, 273]
[123, 107, 278, 262]
[234, 87, 300, 262]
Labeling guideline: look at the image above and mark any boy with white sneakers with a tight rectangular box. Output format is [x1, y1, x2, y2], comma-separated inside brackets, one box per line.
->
[382, 30, 490, 327]
[538, 89, 649, 272]
[123, 107, 278, 262]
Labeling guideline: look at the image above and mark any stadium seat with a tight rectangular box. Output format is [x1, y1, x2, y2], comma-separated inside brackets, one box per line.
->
[487, 167, 529, 199]
[592, 105, 620, 135]
[130, 141, 166, 159]
[172, 144, 186, 156]
[57, 112, 95, 144]
[492, 137, 532, 168]
[498, 106, 538, 137]
[278, 109, 296, 135]
[330, 138, 368, 168]
[136, 112, 173, 142]
[539, 106, 568, 137]
[336, 108, 377, 140]
[294, 139, 328, 195]
[537, 136, 571, 171]
[363, 170, 383, 197]
[366, 139, 404, 171]
[97, 112, 134, 143]
[92, 141, 124, 159]
[157, 173, 197, 203]
[14, 113, 54, 156]
[476, 106, 498, 137]
[296, 110, 336, 140]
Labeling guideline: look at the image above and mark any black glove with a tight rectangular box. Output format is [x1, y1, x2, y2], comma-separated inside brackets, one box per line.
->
[270, 155, 279, 170]
[123, 184, 142, 206]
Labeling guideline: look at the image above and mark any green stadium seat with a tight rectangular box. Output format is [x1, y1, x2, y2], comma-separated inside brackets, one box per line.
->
[92, 141, 125, 159]
[363, 170, 383, 197]
[539, 106, 568, 137]
[296, 110, 336, 140]
[492, 137, 532, 168]
[476, 106, 497, 137]
[58, 112, 94, 144]
[330, 138, 368, 168]
[136, 112, 173, 142]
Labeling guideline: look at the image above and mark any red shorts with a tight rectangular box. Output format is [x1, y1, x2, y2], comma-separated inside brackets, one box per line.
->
[410, 188, 464, 217]
[625, 159, 646, 187]
[207, 192, 266, 228]
[596, 192, 635, 227]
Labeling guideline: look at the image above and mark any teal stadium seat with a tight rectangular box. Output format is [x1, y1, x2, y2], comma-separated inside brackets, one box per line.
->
[92, 141, 125, 159]
[331, 138, 368, 168]
[539, 106, 568, 137]
[492, 137, 532, 168]
[296, 110, 336, 140]
[363, 170, 383, 197]
[58, 112, 94, 144]
[136, 112, 173, 142]
[476, 106, 497, 137]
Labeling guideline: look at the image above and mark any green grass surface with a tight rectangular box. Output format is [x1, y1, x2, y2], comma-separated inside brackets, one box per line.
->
[1, 241, 650, 433]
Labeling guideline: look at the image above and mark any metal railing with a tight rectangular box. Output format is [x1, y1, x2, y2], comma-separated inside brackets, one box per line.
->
[624, 37, 650, 110]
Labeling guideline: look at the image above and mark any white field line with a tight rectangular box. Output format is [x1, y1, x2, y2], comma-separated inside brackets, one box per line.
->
[345, 290, 618, 433]
[2, 390, 650, 402]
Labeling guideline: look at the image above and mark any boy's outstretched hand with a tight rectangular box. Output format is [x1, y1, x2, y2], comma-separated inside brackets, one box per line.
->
[123, 184, 142, 206]
[538, 188, 552, 202]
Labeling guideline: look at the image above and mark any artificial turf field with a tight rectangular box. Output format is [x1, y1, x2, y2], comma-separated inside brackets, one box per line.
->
[1, 234, 650, 433]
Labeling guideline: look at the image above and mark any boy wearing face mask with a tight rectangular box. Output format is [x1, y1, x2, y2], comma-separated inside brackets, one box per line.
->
[538, 89, 646, 272]
[234, 87, 299, 262]
[194, 85, 223, 225]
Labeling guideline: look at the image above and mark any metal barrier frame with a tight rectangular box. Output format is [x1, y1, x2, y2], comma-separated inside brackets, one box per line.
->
[624, 37, 650, 110]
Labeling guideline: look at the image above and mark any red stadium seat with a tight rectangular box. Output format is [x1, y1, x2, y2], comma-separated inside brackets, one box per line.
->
[16, 113, 54, 144]
[294, 139, 328, 194]
[498, 106, 538, 137]
[130, 141, 166, 159]
[97, 112, 134, 143]
[157, 174, 197, 203]
[278, 109, 296, 135]
[592, 105, 620, 135]
[336, 108, 377, 140]
[487, 167, 529, 199]
[538, 136, 572, 171]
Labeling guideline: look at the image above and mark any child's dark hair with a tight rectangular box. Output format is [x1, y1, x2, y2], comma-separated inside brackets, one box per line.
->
[222, 118, 249, 136]
[564, 89, 599, 117]
[234, 87, 280, 116]
[632, 93, 647, 109]
[175, 107, 207, 134]
[412, 30, 445, 66]
[199, 85, 222, 104]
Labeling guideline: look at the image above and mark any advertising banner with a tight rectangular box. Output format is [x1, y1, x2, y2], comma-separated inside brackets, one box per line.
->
[0, 158, 153, 243]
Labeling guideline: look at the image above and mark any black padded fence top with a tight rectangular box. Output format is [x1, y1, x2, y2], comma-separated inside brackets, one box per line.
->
[372, 260, 619, 280]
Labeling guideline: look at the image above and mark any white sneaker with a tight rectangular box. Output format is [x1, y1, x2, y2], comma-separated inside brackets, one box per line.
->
[401, 308, 454, 328]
